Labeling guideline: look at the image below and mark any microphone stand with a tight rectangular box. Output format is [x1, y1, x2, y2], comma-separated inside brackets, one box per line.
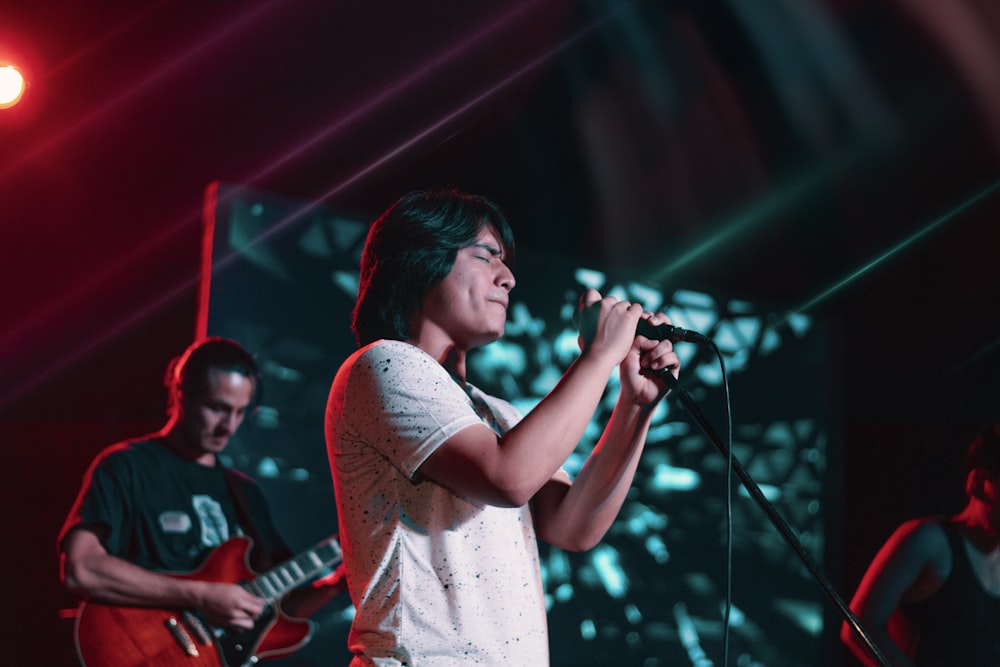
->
[658, 371, 891, 667]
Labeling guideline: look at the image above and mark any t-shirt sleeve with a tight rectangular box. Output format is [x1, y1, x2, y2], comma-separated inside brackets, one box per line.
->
[57, 444, 133, 556]
[334, 342, 483, 479]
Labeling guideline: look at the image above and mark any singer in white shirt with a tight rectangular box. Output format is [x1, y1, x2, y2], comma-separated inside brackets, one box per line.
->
[325, 187, 681, 666]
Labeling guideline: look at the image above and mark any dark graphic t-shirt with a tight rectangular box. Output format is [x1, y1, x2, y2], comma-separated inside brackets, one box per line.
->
[59, 438, 290, 573]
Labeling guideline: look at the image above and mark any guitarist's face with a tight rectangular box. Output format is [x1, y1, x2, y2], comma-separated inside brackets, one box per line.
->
[180, 367, 256, 463]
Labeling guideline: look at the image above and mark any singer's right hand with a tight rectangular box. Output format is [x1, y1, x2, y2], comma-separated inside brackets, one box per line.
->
[577, 289, 644, 367]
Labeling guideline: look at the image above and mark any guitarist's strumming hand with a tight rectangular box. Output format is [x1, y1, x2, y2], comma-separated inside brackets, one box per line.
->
[196, 580, 267, 631]
[73, 535, 346, 667]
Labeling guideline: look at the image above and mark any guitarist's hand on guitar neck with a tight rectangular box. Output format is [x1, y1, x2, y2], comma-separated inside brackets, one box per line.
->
[194, 581, 267, 632]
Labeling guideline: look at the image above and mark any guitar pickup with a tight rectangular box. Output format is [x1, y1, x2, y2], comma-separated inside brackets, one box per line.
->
[164, 616, 199, 657]
[181, 610, 214, 645]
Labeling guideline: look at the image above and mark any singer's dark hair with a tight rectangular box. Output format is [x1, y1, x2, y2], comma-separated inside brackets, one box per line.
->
[164, 337, 260, 419]
[352, 188, 516, 346]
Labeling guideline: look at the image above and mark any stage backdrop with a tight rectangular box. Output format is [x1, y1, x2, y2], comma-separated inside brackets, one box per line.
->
[199, 181, 841, 667]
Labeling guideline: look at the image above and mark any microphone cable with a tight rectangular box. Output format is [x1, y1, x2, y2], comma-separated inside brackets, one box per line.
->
[657, 339, 733, 665]
[716, 342, 733, 667]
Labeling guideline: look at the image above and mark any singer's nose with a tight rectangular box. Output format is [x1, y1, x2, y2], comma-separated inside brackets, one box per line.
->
[497, 263, 515, 291]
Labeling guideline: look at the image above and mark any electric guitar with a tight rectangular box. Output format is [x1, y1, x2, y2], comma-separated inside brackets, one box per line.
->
[74, 535, 343, 667]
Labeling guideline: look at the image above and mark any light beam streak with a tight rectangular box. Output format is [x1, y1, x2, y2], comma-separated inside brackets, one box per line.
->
[1, 5, 620, 408]
[647, 153, 851, 285]
[0, 260, 204, 410]
[948, 335, 1000, 376]
[1, 1, 546, 362]
[1, 0, 286, 180]
[787, 179, 999, 320]
[735, 178, 1000, 358]
[234, 1, 549, 183]
[1, 1, 290, 365]
[209, 8, 619, 266]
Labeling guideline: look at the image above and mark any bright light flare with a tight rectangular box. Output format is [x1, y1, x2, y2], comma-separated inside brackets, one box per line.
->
[0, 65, 25, 108]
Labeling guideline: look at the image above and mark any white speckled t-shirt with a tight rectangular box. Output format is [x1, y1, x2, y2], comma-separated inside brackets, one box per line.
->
[325, 340, 550, 666]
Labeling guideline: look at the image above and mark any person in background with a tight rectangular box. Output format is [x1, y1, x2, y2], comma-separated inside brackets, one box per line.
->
[325, 187, 681, 666]
[842, 425, 1000, 666]
[60, 337, 345, 643]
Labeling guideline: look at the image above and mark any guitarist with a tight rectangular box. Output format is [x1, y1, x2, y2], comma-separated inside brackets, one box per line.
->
[58, 338, 345, 647]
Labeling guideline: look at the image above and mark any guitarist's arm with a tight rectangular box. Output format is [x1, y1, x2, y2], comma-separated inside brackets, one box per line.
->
[61, 527, 266, 631]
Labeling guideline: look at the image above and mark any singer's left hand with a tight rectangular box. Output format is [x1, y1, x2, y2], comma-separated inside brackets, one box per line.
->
[621, 310, 681, 406]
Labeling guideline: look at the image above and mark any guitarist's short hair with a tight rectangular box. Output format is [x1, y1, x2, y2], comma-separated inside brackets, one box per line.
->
[165, 337, 260, 418]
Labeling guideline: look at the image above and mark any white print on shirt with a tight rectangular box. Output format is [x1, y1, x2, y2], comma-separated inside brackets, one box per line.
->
[192, 494, 229, 547]
[158, 511, 192, 534]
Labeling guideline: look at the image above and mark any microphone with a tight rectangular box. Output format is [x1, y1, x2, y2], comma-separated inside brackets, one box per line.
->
[578, 305, 711, 344]
[635, 318, 711, 344]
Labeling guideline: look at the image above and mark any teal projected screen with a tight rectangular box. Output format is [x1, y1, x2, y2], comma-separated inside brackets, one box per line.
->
[201, 181, 837, 667]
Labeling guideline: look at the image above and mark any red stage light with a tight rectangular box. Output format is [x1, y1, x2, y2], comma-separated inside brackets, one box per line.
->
[0, 65, 26, 109]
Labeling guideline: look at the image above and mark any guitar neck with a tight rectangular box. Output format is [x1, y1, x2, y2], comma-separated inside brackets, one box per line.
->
[244, 536, 342, 601]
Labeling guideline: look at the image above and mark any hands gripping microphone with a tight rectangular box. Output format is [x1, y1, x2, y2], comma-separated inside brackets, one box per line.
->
[578, 303, 710, 344]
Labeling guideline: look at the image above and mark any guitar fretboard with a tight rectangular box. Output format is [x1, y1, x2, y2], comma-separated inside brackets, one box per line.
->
[246, 537, 342, 600]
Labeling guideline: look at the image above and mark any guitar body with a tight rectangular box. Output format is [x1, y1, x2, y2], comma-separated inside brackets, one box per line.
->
[75, 537, 315, 667]
[76, 604, 225, 667]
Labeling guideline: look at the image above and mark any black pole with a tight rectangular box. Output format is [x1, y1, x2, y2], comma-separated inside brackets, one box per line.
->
[660, 372, 891, 667]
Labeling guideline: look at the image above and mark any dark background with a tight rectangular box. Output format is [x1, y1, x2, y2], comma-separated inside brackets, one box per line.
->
[2, 1, 999, 664]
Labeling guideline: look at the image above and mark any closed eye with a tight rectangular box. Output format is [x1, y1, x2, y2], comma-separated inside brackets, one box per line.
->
[470, 242, 504, 262]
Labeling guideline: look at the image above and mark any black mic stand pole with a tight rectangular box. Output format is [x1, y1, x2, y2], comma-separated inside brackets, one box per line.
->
[658, 372, 891, 667]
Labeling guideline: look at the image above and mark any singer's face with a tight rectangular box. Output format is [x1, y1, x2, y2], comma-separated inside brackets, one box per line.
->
[415, 226, 515, 351]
